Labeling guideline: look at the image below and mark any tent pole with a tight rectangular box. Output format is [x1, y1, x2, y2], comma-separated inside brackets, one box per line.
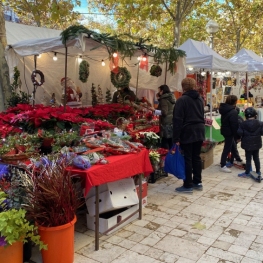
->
[164, 61, 168, 84]
[246, 72, 249, 107]
[210, 70, 213, 141]
[32, 55, 37, 107]
[135, 62, 140, 98]
[64, 47, 68, 112]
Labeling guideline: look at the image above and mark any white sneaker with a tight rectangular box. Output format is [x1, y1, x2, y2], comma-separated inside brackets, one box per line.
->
[234, 160, 245, 166]
[220, 166, 232, 173]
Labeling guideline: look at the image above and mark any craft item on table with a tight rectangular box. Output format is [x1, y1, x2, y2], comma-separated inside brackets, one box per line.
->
[85, 152, 108, 165]
[113, 127, 128, 137]
[72, 156, 91, 170]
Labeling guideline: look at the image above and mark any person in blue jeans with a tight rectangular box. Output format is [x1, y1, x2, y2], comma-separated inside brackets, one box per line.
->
[237, 107, 263, 177]
[173, 77, 205, 193]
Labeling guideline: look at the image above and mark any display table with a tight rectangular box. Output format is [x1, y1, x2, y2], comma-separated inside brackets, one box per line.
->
[205, 116, 224, 142]
[66, 148, 153, 250]
[67, 148, 153, 196]
[205, 112, 245, 142]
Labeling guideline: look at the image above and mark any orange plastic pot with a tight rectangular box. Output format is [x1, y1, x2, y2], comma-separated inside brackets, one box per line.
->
[0, 241, 23, 263]
[38, 216, 76, 263]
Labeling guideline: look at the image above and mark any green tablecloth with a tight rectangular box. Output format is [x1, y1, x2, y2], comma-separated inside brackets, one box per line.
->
[205, 117, 224, 142]
[205, 112, 245, 142]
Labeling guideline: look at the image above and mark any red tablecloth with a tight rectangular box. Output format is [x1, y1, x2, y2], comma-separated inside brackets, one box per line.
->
[66, 148, 153, 196]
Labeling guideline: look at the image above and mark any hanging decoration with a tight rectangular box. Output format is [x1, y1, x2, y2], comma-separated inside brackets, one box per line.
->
[109, 54, 119, 74]
[79, 60, 89, 83]
[110, 67, 131, 88]
[150, 65, 162, 77]
[139, 54, 148, 72]
[31, 70, 45, 86]
[60, 25, 186, 74]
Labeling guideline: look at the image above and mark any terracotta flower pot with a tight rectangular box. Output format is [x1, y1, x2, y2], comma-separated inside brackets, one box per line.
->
[0, 241, 23, 263]
[38, 216, 76, 263]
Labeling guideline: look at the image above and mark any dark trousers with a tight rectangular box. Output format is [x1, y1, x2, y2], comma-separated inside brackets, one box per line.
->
[180, 141, 203, 188]
[229, 140, 242, 163]
[220, 136, 241, 167]
[245, 150, 260, 174]
[161, 137, 173, 150]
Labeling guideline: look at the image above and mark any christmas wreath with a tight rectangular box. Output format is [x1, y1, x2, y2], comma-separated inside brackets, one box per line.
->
[31, 70, 45, 86]
[79, 60, 89, 83]
[150, 65, 162, 77]
[111, 67, 131, 88]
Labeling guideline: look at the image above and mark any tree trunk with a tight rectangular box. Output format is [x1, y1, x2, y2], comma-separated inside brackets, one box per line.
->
[0, 5, 10, 111]
[236, 29, 241, 53]
[173, 19, 181, 48]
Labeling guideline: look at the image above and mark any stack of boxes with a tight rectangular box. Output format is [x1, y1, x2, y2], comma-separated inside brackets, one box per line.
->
[85, 178, 147, 235]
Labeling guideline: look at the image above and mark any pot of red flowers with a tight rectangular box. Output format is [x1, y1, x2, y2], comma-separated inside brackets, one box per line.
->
[0, 191, 46, 263]
[19, 155, 82, 263]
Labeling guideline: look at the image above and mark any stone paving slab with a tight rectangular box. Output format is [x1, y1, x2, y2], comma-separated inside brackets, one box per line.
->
[30, 143, 263, 263]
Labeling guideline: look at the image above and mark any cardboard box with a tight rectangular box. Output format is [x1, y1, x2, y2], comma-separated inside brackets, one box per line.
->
[136, 182, 148, 207]
[86, 204, 139, 235]
[200, 148, 214, 169]
[85, 178, 139, 216]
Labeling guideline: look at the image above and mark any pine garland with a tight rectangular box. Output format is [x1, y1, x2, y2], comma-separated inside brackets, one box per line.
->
[60, 25, 186, 74]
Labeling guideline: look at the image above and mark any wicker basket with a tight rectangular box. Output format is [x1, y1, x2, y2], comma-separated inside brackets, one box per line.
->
[0, 153, 30, 164]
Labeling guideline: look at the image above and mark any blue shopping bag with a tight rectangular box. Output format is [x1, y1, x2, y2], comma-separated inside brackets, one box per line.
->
[164, 144, 185, 180]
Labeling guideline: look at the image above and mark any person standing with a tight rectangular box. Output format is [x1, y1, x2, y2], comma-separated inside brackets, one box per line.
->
[219, 95, 242, 172]
[173, 78, 205, 193]
[237, 107, 263, 177]
[155, 85, 176, 149]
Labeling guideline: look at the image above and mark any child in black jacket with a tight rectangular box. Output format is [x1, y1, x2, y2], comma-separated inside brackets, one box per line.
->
[237, 107, 263, 177]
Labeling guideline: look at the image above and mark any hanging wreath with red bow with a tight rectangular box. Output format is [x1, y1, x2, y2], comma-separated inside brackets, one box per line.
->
[31, 70, 45, 86]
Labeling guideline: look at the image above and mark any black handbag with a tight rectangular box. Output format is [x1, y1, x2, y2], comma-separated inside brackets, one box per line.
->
[162, 124, 173, 138]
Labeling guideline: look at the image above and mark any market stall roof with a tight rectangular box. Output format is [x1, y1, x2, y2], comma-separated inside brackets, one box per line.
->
[5, 21, 62, 45]
[5, 22, 186, 105]
[178, 39, 247, 72]
[229, 48, 263, 72]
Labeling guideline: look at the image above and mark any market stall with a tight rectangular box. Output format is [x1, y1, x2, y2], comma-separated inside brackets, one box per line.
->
[178, 39, 248, 141]
[5, 22, 186, 106]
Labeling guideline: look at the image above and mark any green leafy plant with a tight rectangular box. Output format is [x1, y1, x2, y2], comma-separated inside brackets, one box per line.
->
[6, 67, 31, 108]
[0, 191, 46, 249]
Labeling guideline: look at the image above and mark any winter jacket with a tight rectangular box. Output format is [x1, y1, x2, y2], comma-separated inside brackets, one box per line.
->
[237, 119, 263, 151]
[157, 93, 176, 137]
[219, 103, 238, 137]
[173, 90, 205, 144]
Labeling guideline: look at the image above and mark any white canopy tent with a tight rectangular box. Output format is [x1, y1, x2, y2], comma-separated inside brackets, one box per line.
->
[178, 39, 247, 71]
[5, 22, 186, 105]
[178, 39, 248, 140]
[229, 48, 263, 72]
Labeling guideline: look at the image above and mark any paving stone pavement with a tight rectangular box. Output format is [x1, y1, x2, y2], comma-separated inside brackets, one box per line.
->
[30, 143, 263, 263]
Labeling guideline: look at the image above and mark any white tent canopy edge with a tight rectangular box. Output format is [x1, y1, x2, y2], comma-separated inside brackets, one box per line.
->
[5, 22, 186, 105]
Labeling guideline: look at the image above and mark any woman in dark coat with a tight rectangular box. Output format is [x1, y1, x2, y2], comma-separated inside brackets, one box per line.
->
[155, 85, 176, 149]
[219, 95, 242, 173]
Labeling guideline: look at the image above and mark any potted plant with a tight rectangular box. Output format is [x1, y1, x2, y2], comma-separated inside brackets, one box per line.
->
[19, 155, 82, 263]
[0, 191, 46, 263]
